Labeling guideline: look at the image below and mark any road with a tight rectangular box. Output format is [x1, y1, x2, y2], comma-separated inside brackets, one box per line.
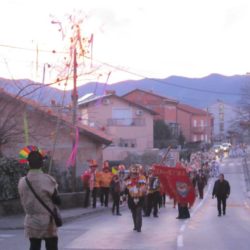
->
[1, 156, 250, 250]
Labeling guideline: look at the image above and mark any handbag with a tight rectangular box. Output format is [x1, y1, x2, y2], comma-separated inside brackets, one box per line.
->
[25, 177, 63, 227]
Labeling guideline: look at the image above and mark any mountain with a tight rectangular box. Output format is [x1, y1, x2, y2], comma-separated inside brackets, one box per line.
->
[0, 74, 247, 108]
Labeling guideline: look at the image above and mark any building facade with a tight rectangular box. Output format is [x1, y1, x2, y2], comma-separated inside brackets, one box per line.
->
[123, 89, 213, 143]
[0, 89, 112, 176]
[208, 100, 238, 141]
[78, 93, 156, 160]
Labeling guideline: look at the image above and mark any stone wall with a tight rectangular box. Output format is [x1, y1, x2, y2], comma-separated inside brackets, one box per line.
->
[0, 192, 87, 216]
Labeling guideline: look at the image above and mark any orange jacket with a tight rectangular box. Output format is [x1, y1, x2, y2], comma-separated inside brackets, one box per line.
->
[100, 171, 113, 187]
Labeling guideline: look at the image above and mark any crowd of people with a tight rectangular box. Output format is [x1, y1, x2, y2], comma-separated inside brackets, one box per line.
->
[80, 150, 222, 232]
[17, 145, 236, 249]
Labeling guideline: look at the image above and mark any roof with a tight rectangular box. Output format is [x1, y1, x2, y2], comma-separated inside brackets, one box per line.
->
[78, 93, 158, 115]
[122, 88, 179, 104]
[0, 89, 112, 145]
[177, 103, 209, 116]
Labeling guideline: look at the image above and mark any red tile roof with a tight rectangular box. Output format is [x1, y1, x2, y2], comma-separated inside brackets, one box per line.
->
[122, 89, 179, 104]
[177, 103, 208, 116]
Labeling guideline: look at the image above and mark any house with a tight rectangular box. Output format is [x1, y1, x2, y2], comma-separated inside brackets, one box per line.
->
[177, 103, 213, 143]
[122, 89, 180, 137]
[0, 88, 112, 176]
[123, 89, 213, 143]
[77, 92, 157, 160]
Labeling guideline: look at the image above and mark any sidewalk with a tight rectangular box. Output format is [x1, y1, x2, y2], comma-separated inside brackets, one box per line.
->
[0, 205, 109, 230]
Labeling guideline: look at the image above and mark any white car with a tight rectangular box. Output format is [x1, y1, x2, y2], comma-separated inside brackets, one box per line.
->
[213, 145, 222, 154]
[221, 143, 232, 152]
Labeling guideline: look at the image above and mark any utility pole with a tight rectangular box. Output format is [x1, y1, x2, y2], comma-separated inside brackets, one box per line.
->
[71, 48, 78, 192]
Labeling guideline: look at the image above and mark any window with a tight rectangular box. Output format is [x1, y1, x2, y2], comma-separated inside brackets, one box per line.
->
[219, 123, 224, 132]
[200, 120, 204, 127]
[112, 108, 132, 126]
[193, 135, 197, 142]
[193, 120, 197, 127]
[119, 139, 137, 148]
[201, 134, 204, 141]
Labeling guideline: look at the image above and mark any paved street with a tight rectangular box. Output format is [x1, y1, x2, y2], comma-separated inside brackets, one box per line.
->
[1, 156, 250, 250]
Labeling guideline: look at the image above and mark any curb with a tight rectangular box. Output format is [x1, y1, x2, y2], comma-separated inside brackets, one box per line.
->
[0, 207, 109, 230]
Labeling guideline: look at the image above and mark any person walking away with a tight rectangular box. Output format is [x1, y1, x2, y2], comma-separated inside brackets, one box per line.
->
[18, 150, 60, 250]
[126, 164, 147, 232]
[110, 174, 122, 215]
[212, 173, 230, 216]
[197, 171, 206, 199]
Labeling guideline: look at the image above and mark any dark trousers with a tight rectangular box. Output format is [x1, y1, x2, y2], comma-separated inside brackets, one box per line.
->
[160, 193, 166, 208]
[84, 187, 98, 208]
[177, 204, 190, 219]
[92, 187, 98, 208]
[100, 187, 110, 207]
[84, 188, 90, 207]
[112, 192, 120, 214]
[198, 187, 204, 199]
[29, 237, 58, 250]
[147, 192, 159, 216]
[217, 196, 227, 215]
[131, 206, 142, 231]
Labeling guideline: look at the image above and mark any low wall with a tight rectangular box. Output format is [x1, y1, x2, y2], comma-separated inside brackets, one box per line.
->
[0, 192, 87, 216]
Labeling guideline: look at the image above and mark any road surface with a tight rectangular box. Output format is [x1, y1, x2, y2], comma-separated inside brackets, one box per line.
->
[0, 156, 249, 250]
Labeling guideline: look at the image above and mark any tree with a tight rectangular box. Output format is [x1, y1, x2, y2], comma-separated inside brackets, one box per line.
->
[153, 120, 172, 148]
[178, 131, 186, 147]
[233, 81, 250, 143]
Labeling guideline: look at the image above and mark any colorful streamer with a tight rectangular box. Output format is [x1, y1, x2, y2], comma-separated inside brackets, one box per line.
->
[66, 127, 79, 168]
[23, 112, 29, 145]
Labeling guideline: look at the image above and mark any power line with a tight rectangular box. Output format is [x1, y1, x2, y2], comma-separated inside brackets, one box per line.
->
[87, 57, 244, 97]
[0, 42, 248, 96]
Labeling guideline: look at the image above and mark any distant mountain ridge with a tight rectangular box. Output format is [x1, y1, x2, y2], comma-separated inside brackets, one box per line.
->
[0, 74, 247, 108]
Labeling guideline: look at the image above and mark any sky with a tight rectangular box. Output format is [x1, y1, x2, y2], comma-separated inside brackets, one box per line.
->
[1, 0, 250, 89]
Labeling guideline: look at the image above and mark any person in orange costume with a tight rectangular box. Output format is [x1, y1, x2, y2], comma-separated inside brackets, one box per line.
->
[100, 160, 113, 207]
[126, 164, 147, 232]
[81, 160, 101, 208]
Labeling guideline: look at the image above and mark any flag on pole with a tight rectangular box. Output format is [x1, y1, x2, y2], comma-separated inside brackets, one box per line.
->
[153, 164, 195, 207]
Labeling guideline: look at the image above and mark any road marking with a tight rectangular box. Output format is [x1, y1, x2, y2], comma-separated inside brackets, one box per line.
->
[0, 234, 15, 238]
[177, 235, 184, 247]
[180, 224, 186, 232]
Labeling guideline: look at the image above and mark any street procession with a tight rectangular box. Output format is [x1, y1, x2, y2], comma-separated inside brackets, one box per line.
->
[80, 148, 221, 232]
[2, 1, 250, 250]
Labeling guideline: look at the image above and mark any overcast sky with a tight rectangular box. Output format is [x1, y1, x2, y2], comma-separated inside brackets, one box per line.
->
[1, 0, 250, 89]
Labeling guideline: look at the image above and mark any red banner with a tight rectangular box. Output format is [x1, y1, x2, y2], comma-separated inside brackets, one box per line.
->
[153, 165, 195, 207]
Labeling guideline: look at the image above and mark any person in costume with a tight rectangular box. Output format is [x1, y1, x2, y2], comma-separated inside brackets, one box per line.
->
[126, 164, 147, 232]
[110, 174, 122, 215]
[100, 160, 113, 207]
[81, 160, 101, 208]
[18, 150, 60, 250]
[145, 167, 161, 217]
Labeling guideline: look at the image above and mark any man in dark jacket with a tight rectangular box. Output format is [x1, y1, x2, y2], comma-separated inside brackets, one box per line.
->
[212, 173, 230, 216]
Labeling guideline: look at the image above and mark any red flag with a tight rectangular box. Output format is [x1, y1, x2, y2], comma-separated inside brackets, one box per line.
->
[153, 165, 195, 207]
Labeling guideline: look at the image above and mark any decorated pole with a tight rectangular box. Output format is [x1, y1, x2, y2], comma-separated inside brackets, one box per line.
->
[71, 48, 78, 192]
[159, 145, 172, 165]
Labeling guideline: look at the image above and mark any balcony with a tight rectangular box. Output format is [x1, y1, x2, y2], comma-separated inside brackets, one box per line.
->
[107, 118, 145, 126]
[192, 126, 206, 134]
